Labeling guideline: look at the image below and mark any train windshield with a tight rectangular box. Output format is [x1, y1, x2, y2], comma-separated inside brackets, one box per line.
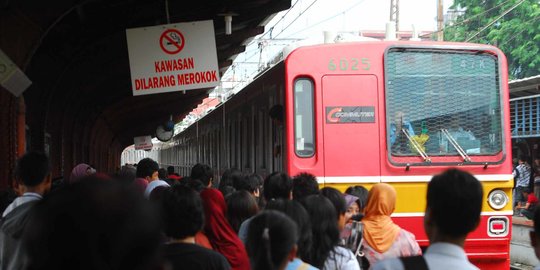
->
[385, 48, 503, 159]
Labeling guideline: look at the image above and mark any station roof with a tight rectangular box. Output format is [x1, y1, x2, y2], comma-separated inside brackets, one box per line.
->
[0, 0, 290, 148]
[509, 74, 540, 99]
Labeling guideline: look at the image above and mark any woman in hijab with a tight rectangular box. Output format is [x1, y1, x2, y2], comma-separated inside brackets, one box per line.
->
[69, 163, 96, 183]
[200, 188, 250, 270]
[362, 183, 421, 267]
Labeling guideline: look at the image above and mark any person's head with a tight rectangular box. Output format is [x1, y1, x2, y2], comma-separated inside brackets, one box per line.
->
[23, 178, 162, 270]
[190, 163, 214, 187]
[266, 199, 312, 261]
[167, 166, 175, 175]
[246, 210, 297, 270]
[263, 172, 293, 201]
[530, 207, 540, 260]
[14, 151, 51, 193]
[117, 164, 136, 184]
[180, 177, 205, 193]
[345, 185, 369, 212]
[159, 185, 204, 240]
[233, 173, 260, 196]
[226, 190, 259, 233]
[519, 155, 529, 164]
[158, 168, 167, 180]
[269, 105, 284, 124]
[300, 195, 339, 268]
[69, 163, 95, 183]
[534, 158, 540, 167]
[364, 183, 397, 219]
[425, 169, 483, 244]
[522, 187, 533, 197]
[136, 158, 159, 181]
[292, 173, 319, 201]
[344, 194, 360, 222]
[320, 187, 347, 230]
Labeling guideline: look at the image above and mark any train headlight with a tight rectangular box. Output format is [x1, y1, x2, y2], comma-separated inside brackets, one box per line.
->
[488, 189, 508, 210]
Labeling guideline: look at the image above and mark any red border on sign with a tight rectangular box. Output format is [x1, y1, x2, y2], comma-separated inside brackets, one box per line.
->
[159, 29, 185, 55]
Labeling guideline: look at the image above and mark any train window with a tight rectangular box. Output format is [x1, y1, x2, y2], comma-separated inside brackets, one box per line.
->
[294, 78, 315, 157]
[385, 48, 503, 159]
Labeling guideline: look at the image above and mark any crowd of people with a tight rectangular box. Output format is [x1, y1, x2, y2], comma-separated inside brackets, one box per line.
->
[0, 151, 513, 270]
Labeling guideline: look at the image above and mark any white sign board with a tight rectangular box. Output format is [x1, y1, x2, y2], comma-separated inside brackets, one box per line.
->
[0, 49, 32, 97]
[134, 136, 153, 150]
[126, 20, 220, 96]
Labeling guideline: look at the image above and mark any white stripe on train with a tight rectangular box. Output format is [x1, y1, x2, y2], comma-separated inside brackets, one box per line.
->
[390, 211, 513, 217]
[317, 174, 513, 184]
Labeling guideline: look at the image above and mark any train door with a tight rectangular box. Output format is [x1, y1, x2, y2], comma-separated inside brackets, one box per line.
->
[321, 75, 381, 182]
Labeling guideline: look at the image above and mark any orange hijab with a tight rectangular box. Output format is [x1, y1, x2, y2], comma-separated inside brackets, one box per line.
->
[362, 183, 401, 253]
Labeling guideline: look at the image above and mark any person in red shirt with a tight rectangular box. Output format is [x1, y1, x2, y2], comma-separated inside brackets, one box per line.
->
[516, 188, 538, 219]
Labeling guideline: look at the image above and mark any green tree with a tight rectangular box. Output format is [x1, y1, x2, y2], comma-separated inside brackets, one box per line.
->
[444, 0, 540, 79]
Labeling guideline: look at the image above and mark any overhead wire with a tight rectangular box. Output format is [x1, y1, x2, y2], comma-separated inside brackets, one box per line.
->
[420, 0, 515, 38]
[283, 0, 368, 39]
[495, 15, 540, 47]
[466, 0, 526, 42]
[273, 0, 320, 38]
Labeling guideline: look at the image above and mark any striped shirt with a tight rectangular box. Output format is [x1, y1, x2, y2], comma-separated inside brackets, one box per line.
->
[514, 163, 531, 188]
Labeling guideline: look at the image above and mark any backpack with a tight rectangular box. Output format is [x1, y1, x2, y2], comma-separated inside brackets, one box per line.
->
[400, 255, 429, 270]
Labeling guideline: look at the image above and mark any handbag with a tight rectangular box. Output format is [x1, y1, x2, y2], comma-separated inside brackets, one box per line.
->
[354, 238, 370, 270]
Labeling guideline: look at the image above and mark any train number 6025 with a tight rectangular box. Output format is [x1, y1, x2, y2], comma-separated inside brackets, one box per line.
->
[328, 58, 370, 71]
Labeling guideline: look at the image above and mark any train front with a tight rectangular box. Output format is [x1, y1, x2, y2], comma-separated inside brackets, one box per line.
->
[284, 41, 513, 270]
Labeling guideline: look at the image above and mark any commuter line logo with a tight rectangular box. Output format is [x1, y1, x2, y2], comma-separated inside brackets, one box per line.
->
[160, 29, 185, 55]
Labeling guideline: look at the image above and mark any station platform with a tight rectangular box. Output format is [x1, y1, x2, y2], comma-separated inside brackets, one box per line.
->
[511, 216, 538, 270]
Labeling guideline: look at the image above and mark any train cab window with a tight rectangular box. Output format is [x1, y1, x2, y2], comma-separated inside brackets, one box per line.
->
[294, 78, 315, 157]
[385, 48, 503, 161]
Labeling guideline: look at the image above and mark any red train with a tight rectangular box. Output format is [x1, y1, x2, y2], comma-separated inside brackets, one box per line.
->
[159, 40, 513, 269]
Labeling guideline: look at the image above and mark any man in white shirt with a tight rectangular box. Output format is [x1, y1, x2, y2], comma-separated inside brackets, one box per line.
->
[0, 151, 52, 270]
[373, 169, 483, 270]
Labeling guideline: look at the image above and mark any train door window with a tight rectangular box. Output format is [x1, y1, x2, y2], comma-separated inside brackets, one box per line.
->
[294, 78, 315, 157]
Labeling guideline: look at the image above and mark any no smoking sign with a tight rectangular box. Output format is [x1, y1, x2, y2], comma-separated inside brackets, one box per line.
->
[160, 29, 185, 55]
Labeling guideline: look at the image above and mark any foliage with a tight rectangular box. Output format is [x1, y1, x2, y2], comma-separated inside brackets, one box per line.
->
[444, 0, 540, 79]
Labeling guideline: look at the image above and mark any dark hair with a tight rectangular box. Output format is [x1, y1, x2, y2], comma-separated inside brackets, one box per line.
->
[23, 178, 161, 270]
[190, 163, 214, 186]
[180, 177, 205, 193]
[149, 185, 169, 201]
[320, 187, 347, 216]
[427, 169, 483, 238]
[345, 185, 369, 211]
[15, 151, 50, 187]
[246, 210, 297, 270]
[117, 165, 136, 184]
[226, 190, 259, 233]
[269, 105, 284, 122]
[158, 168, 167, 180]
[136, 158, 159, 178]
[300, 195, 340, 268]
[519, 155, 529, 162]
[159, 185, 204, 239]
[234, 174, 261, 194]
[218, 169, 241, 195]
[263, 172, 292, 201]
[266, 199, 312, 261]
[292, 173, 319, 201]
[167, 166, 175, 175]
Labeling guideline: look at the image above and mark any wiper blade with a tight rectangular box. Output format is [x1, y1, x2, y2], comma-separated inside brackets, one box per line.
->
[402, 128, 431, 163]
[441, 129, 471, 162]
